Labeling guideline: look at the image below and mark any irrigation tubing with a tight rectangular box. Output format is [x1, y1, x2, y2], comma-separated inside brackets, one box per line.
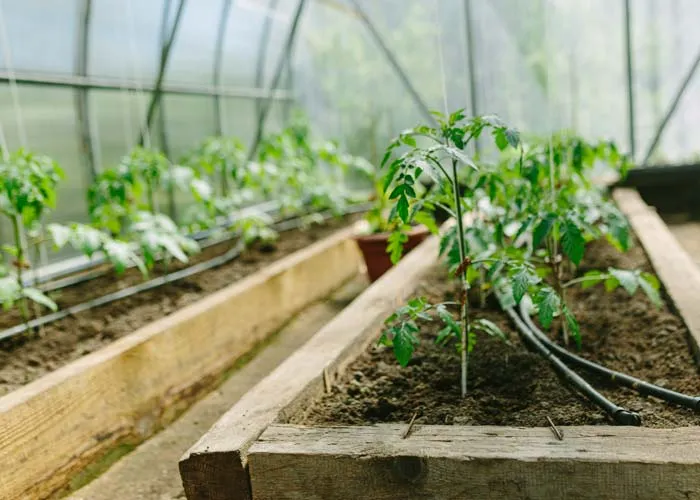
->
[0, 205, 370, 342]
[502, 302, 642, 426]
[518, 300, 700, 411]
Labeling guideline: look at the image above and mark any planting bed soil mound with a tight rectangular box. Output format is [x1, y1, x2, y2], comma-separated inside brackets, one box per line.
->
[0, 217, 354, 396]
[293, 237, 700, 428]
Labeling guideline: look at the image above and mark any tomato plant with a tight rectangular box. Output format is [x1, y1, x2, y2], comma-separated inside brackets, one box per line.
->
[380, 110, 520, 396]
[0, 149, 63, 320]
[88, 147, 205, 268]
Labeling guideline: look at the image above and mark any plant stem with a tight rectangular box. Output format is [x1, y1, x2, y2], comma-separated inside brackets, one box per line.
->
[11, 215, 29, 324]
[451, 158, 470, 398]
[146, 180, 156, 214]
[547, 235, 568, 345]
[220, 164, 229, 198]
[563, 275, 607, 288]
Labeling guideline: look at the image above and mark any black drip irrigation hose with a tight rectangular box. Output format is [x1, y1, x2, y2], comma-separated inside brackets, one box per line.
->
[502, 303, 642, 426]
[0, 205, 370, 343]
[518, 301, 700, 412]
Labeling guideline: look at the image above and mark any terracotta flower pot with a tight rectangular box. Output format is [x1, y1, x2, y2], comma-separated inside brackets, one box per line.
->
[354, 226, 430, 283]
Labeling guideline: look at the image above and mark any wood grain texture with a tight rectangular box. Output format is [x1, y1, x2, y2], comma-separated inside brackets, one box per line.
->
[614, 188, 700, 358]
[249, 424, 700, 500]
[179, 234, 440, 500]
[0, 225, 361, 500]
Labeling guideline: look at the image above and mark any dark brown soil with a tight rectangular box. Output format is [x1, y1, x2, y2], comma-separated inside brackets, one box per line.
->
[293, 238, 700, 428]
[0, 217, 354, 396]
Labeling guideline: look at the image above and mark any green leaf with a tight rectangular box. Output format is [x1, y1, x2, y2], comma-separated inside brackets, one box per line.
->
[382, 159, 401, 192]
[535, 287, 560, 328]
[22, 287, 58, 311]
[393, 323, 419, 367]
[494, 129, 508, 151]
[604, 276, 620, 292]
[401, 134, 417, 147]
[533, 213, 556, 249]
[511, 267, 535, 304]
[413, 211, 439, 235]
[639, 272, 662, 307]
[505, 128, 520, 148]
[396, 195, 409, 223]
[387, 230, 409, 264]
[580, 270, 606, 289]
[472, 318, 509, 343]
[47, 223, 71, 248]
[609, 268, 639, 295]
[563, 306, 581, 347]
[560, 220, 585, 266]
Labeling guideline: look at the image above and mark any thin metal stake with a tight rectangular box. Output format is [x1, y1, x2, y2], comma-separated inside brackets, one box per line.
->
[402, 412, 418, 439]
[546, 416, 563, 441]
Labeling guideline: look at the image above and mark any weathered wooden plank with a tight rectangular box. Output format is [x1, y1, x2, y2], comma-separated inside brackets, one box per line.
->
[179, 233, 440, 500]
[0, 225, 361, 500]
[614, 188, 700, 358]
[248, 424, 700, 500]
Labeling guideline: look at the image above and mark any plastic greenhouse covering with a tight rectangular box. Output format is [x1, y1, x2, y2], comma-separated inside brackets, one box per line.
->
[1, 0, 700, 255]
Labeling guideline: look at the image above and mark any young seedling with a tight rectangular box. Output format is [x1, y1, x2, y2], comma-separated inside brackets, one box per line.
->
[0, 149, 62, 323]
[380, 110, 519, 396]
[48, 223, 147, 276]
[89, 147, 206, 268]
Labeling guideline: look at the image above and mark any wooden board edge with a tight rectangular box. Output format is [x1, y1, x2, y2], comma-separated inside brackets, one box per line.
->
[0, 223, 360, 412]
[0, 225, 361, 500]
[248, 424, 700, 500]
[613, 187, 700, 359]
[178, 233, 441, 500]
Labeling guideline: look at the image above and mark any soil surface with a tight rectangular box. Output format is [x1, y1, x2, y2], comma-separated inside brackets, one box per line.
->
[0, 217, 354, 396]
[293, 237, 700, 428]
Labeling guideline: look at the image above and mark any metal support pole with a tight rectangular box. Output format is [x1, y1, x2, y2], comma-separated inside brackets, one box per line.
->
[348, 0, 436, 127]
[254, 2, 277, 118]
[158, 0, 172, 157]
[247, 0, 307, 161]
[213, 0, 234, 135]
[643, 43, 700, 166]
[624, 0, 636, 158]
[75, 0, 97, 179]
[137, 0, 187, 147]
[464, 0, 479, 153]
[254, 0, 280, 122]
[158, 0, 176, 219]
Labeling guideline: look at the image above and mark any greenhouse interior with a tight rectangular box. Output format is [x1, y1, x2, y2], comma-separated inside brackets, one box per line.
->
[2, 1, 700, 499]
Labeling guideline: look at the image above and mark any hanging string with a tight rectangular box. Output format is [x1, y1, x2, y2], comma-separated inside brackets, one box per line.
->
[0, 0, 27, 149]
[117, 7, 135, 152]
[0, 0, 48, 280]
[434, 0, 449, 117]
[125, 0, 152, 149]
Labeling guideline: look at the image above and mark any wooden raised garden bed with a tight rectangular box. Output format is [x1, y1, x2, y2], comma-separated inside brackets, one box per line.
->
[0, 221, 362, 500]
[179, 188, 700, 500]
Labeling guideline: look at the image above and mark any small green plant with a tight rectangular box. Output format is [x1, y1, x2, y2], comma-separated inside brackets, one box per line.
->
[378, 112, 664, 398]
[88, 147, 204, 267]
[0, 149, 62, 320]
[381, 111, 520, 396]
[258, 114, 373, 218]
[48, 223, 146, 275]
